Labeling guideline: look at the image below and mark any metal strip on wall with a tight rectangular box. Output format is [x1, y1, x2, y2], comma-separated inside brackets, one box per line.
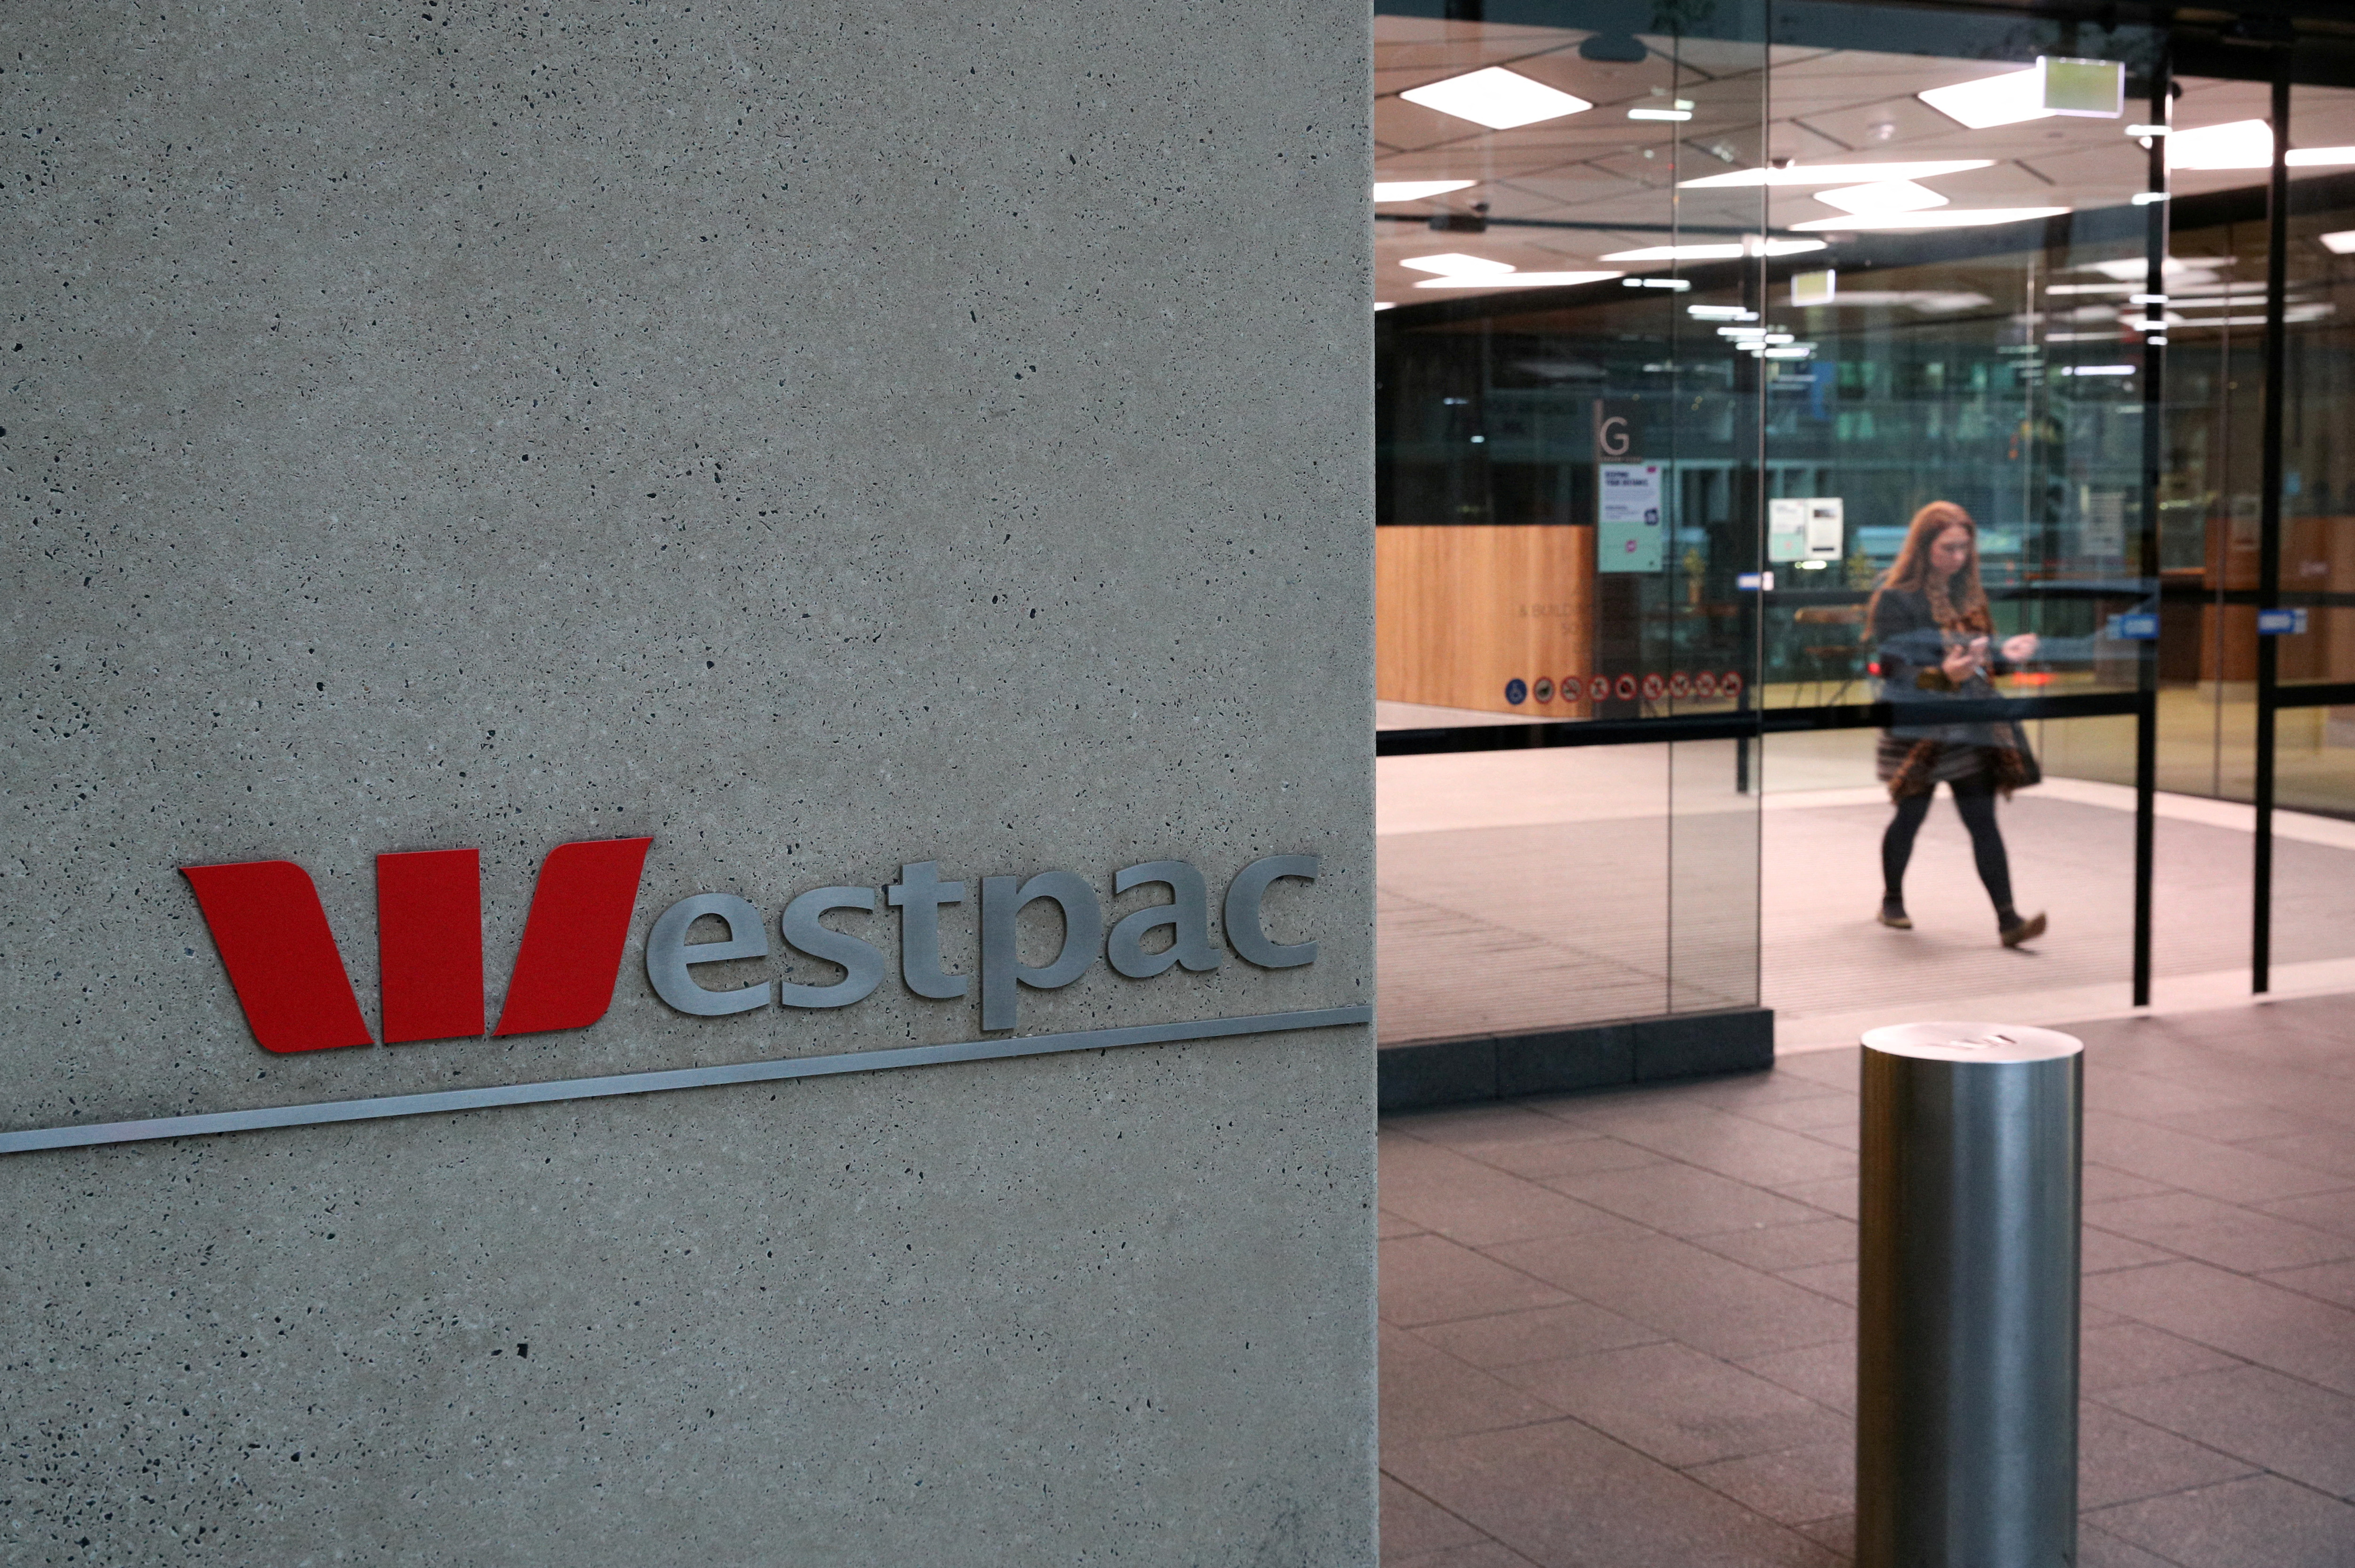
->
[0, 1005, 1376, 1156]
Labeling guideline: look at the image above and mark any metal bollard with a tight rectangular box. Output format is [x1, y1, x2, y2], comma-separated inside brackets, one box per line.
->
[1856, 1022, 2084, 1568]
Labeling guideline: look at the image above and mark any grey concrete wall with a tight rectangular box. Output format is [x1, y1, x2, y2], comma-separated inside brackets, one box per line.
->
[1, 1, 1373, 1561]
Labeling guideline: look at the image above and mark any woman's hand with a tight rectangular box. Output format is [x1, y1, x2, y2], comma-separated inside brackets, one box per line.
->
[2001, 632, 2040, 664]
[1941, 637, 1986, 682]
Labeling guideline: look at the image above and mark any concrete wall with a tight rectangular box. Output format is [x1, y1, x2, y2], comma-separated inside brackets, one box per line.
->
[1, 1, 1374, 1561]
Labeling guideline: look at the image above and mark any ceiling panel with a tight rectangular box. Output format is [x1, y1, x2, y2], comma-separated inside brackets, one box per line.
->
[1373, 17, 2355, 311]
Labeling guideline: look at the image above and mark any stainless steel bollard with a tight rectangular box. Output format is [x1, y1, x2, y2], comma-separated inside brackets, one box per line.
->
[1856, 1022, 2084, 1568]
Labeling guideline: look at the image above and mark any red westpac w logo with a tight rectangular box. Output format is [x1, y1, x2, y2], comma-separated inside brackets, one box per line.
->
[181, 838, 653, 1053]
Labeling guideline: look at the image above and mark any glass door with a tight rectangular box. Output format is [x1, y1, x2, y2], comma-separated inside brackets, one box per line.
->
[1372, 3, 1770, 1061]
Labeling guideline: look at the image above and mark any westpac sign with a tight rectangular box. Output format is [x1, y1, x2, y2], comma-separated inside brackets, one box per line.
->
[0, 838, 1355, 1156]
[178, 837, 1324, 1051]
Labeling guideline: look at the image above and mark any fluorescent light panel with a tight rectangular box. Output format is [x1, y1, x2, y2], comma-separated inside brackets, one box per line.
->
[2168, 120, 2271, 170]
[2323, 230, 2355, 255]
[1918, 67, 2050, 130]
[1680, 160, 1992, 189]
[1811, 290, 1993, 313]
[1399, 67, 1592, 130]
[1789, 207, 2068, 232]
[1599, 238, 1826, 261]
[1400, 252, 1513, 277]
[1918, 57, 2121, 130]
[1373, 179, 1478, 203]
[2165, 120, 2355, 171]
[2081, 257, 2230, 282]
[1413, 271, 1624, 289]
[1813, 179, 1948, 215]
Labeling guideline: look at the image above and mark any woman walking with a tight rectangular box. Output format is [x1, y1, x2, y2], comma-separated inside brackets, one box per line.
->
[1868, 501, 2047, 946]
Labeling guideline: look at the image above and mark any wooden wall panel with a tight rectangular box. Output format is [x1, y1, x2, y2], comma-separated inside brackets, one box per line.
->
[2283, 516, 2355, 684]
[1376, 525, 1595, 716]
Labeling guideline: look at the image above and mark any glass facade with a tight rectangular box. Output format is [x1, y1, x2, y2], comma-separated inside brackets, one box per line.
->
[1373, 0, 2355, 1050]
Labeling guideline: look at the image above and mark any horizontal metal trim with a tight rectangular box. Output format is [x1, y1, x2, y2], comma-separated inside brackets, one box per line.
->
[2272, 681, 2355, 709]
[1765, 691, 2144, 730]
[1375, 691, 2144, 755]
[0, 1005, 1375, 1156]
[1377, 713, 1755, 754]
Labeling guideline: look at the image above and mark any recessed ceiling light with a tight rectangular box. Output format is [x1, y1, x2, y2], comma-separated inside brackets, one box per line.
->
[2167, 121, 2272, 170]
[1689, 304, 1759, 320]
[2059, 364, 2136, 376]
[1813, 291, 1994, 312]
[1918, 67, 2050, 130]
[1599, 238, 1827, 261]
[2321, 231, 2355, 254]
[1788, 207, 2068, 232]
[1399, 252, 1516, 277]
[2081, 257, 2228, 282]
[2156, 121, 2355, 170]
[1917, 57, 2119, 130]
[1374, 301, 1397, 311]
[1679, 160, 1994, 189]
[1399, 67, 1593, 130]
[1628, 100, 1695, 122]
[1813, 179, 1949, 215]
[1373, 179, 1478, 203]
[1413, 270, 1625, 289]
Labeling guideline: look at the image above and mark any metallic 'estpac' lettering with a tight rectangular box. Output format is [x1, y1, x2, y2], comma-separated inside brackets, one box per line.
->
[644, 892, 773, 1017]
[887, 861, 968, 1000]
[979, 871, 1101, 1031]
[1222, 856, 1321, 969]
[776, 887, 885, 1010]
[1107, 860, 1221, 978]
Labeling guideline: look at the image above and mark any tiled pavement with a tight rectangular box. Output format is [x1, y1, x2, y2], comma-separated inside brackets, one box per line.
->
[1377, 994, 2355, 1567]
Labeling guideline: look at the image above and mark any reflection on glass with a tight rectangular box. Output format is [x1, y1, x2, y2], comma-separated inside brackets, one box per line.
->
[1374, 11, 1767, 730]
[1372, 4, 2355, 1048]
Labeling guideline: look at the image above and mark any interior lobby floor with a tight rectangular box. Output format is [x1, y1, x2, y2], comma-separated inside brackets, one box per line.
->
[1376, 734, 2355, 1053]
[1376, 994, 2355, 1568]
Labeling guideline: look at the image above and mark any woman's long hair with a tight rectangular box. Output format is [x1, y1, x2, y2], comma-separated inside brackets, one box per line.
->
[1866, 500, 1990, 634]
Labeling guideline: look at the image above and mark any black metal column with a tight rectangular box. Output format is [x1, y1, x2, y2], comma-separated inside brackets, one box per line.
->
[2254, 57, 2290, 995]
[2133, 58, 2171, 1010]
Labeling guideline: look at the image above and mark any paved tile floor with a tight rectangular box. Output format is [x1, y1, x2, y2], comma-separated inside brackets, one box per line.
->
[1378, 994, 2355, 1567]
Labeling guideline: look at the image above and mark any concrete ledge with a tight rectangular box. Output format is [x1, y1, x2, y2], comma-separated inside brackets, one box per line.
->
[1378, 1008, 1774, 1113]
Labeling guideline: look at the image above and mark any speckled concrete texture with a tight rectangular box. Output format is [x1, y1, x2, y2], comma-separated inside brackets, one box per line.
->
[2, 0, 1373, 1560]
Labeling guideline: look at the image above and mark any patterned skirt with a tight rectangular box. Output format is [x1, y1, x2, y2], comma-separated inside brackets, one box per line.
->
[1875, 733, 1997, 796]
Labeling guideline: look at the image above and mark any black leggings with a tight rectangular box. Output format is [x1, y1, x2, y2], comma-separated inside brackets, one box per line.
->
[1883, 776, 2015, 918]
